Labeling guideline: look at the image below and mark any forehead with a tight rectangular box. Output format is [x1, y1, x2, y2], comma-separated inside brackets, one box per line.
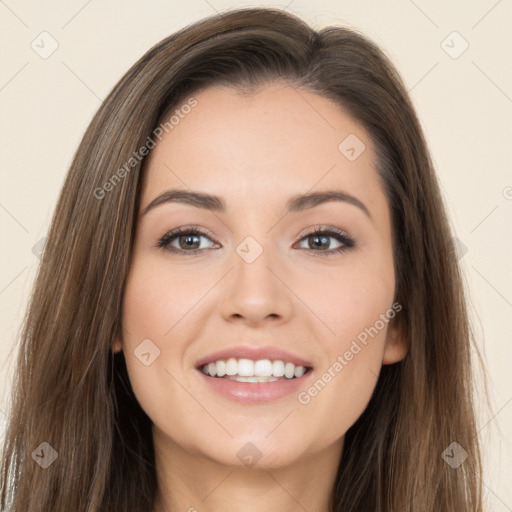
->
[140, 83, 386, 216]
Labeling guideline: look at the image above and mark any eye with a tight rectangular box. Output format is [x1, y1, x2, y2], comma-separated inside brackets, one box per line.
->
[155, 226, 219, 255]
[294, 225, 356, 256]
[155, 224, 356, 256]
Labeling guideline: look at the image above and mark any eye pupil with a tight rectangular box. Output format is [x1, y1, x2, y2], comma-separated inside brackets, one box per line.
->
[181, 234, 200, 249]
[309, 234, 329, 249]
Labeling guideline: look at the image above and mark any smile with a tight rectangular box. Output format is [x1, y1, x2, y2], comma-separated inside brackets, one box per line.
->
[197, 357, 313, 403]
[200, 358, 310, 382]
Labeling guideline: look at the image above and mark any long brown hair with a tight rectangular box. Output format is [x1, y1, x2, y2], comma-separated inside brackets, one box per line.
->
[0, 7, 488, 511]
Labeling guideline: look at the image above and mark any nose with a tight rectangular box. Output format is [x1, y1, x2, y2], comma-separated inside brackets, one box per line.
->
[220, 245, 295, 327]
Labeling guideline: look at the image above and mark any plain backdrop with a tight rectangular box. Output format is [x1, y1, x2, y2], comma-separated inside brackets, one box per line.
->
[1, 1, 511, 510]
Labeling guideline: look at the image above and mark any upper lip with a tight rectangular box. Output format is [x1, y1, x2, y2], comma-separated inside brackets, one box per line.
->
[195, 345, 313, 369]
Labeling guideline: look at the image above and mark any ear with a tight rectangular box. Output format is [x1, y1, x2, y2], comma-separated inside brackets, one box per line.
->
[382, 316, 409, 365]
[112, 334, 123, 354]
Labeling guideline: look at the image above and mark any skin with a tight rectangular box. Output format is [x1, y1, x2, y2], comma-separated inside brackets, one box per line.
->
[113, 82, 408, 512]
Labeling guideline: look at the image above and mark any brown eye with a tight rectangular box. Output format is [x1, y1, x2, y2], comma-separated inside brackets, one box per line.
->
[295, 227, 356, 256]
[156, 226, 218, 255]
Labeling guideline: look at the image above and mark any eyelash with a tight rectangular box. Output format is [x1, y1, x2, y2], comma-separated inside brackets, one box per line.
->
[155, 224, 356, 257]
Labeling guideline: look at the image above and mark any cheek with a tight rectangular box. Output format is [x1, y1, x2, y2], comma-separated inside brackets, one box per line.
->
[119, 258, 198, 415]
[293, 256, 394, 439]
[121, 256, 206, 342]
[299, 349, 380, 452]
[299, 250, 395, 353]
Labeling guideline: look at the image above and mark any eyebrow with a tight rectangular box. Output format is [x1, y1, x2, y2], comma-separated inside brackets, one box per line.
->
[141, 188, 372, 220]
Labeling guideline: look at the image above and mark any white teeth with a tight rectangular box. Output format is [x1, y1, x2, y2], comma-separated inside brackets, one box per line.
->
[254, 359, 273, 377]
[200, 358, 309, 379]
[284, 362, 295, 379]
[272, 360, 285, 377]
[226, 376, 280, 383]
[294, 365, 306, 378]
[207, 362, 217, 377]
[216, 360, 226, 377]
[225, 358, 237, 376]
[237, 358, 254, 377]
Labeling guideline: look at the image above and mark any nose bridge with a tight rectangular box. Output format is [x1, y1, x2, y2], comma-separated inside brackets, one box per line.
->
[235, 234, 273, 285]
[220, 229, 294, 324]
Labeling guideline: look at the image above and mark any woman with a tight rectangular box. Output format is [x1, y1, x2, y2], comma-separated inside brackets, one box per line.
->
[0, 7, 486, 511]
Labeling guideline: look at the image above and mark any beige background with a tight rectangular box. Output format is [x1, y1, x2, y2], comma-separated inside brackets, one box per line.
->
[1, 1, 511, 509]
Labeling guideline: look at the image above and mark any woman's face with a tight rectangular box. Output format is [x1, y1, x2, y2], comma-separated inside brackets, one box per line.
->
[114, 82, 407, 469]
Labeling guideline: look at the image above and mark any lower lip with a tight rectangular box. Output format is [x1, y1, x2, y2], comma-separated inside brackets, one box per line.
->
[197, 370, 313, 403]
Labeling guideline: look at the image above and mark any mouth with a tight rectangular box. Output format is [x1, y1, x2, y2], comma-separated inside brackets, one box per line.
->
[194, 347, 314, 403]
[198, 358, 313, 382]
